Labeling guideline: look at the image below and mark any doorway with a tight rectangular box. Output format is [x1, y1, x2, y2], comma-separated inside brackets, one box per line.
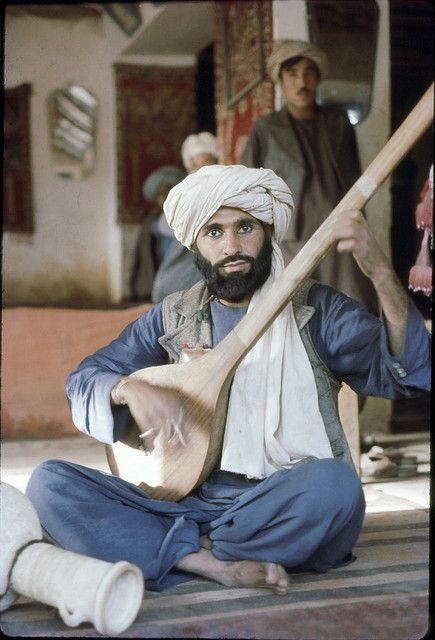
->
[196, 42, 216, 134]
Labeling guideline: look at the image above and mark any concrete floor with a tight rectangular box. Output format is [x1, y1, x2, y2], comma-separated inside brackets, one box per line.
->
[0, 434, 430, 513]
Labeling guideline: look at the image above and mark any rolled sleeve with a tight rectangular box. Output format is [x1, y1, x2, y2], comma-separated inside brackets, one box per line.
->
[67, 371, 130, 444]
[308, 283, 431, 398]
[380, 300, 431, 392]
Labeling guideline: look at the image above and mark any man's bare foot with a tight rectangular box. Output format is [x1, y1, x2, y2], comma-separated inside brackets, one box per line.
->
[230, 559, 289, 595]
[176, 548, 289, 595]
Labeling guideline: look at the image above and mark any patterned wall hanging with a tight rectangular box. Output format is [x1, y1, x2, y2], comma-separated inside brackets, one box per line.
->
[214, 0, 274, 164]
[3, 83, 34, 233]
[114, 64, 196, 223]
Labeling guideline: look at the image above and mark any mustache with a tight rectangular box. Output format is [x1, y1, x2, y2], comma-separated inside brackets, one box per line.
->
[215, 254, 255, 268]
[297, 88, 310, 95]
[213, 253, 255, 269]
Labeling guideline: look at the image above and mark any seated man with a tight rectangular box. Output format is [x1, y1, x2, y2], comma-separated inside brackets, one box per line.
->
[26, 165, 431, 595]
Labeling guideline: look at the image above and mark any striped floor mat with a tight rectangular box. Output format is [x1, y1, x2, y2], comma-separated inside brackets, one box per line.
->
[0, 509, 429, 639]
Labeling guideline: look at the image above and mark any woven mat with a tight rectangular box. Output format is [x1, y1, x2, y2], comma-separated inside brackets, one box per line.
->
[0, 509, 429, 639]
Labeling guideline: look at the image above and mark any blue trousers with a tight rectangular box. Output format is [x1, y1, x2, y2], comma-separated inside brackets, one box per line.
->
[26, 458, 365, 591]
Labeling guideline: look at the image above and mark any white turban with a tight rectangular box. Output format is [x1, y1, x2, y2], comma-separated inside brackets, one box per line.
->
[181, 132, 219, 172]
[267, 39, 328, 84]
[163, 164, 294, 249]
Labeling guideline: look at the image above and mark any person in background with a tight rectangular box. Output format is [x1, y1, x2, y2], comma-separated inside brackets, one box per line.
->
[151, 132, 220, 302]
[130, 165, 186, 301]
[181, 131, 219, 173]
[241, 39, 378, 315]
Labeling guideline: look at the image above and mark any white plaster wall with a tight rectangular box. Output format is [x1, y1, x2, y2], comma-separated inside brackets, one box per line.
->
[2, 4, 189, 306]
[353, 1, 392, 436]
[273, 0, 308, 38]
[356, 0, 391, 259]
[3, 12, 121, 305]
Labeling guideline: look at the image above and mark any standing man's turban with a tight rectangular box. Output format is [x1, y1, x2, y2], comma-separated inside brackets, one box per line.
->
[163, 164, 294, 249]
[267, 39, 328, 84]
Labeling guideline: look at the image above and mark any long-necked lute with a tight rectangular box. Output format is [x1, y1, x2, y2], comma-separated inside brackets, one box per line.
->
[107, 84, 433, 501]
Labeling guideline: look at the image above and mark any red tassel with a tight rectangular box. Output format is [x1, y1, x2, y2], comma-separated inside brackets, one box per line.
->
[408, 227, 432, 296]
[408, 265, 432, 296]
[415, 188, 433, 230]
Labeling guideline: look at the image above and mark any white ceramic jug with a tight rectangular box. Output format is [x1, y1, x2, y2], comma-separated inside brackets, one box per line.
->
[0, 482, 144, 635]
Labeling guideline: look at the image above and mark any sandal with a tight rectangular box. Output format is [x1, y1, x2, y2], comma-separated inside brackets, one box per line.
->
[360, 446, 398, 480]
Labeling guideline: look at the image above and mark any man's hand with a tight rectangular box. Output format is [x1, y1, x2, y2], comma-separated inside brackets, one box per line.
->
[332, 210, 409, 356]
[111, 378, 186, 452]
[332, 210, 391, 281]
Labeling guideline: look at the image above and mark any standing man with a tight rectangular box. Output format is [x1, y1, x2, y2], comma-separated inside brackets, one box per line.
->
[241, 40, 377, 313]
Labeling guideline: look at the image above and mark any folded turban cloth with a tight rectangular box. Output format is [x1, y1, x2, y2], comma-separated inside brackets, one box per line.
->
[163, 164, 294, 249]
[181, 132, 219, 172]
[143, 165, 186, 203]
[267, 39, 328, 84]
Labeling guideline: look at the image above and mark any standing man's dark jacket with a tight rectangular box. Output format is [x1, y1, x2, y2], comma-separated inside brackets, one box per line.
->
[241, 104, 377, 313]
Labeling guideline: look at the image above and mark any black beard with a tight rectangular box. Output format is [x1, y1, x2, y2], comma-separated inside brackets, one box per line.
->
[193, 235, 273, 303]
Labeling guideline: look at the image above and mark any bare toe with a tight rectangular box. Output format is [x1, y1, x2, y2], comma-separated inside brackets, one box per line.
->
[265, 563, 289, 595]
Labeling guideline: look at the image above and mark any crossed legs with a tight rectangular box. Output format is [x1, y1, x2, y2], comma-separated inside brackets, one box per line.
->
[26, 458, 364, 594]
[178, 458, 364, 594]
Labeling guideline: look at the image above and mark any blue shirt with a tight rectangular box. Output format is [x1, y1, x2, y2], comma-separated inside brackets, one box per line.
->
[65, 283, 431, 444]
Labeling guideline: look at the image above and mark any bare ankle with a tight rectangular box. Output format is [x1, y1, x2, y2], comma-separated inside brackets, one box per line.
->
[200, 535, 212, 550]
[176, 548, 228, 583]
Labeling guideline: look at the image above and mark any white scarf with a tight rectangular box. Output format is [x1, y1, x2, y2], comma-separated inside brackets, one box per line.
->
[164, 165, 333, 478]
